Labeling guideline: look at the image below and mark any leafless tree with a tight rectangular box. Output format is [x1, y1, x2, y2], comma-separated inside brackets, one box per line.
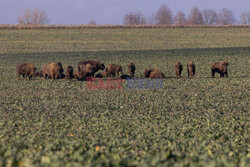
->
[18, 8, 50, 25]
[202, 9, 218, 25]
[240, 12, 250, 25]
[188, 6, 204, 25]
[88, 20, 97, 25]
[155, 5, 173, 25]
[174, 11, 186, 25]
[123, 11, 147, 25]
[217, 8, 235, 25]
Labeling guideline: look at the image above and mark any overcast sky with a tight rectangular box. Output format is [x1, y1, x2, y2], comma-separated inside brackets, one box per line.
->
[0, 0, 249, 25]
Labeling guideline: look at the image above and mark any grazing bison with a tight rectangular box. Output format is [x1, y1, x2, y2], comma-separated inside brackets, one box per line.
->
[16, 63, 37, 80]
[187, 61, 195, 78]
[66, 66, 74, 80]
[174, 62, 183, 78]
[144, 68, 166, 79]
[128, 62, 136, 77]
[211, 61, 229, 78]
[35, 70, 43, 77]
[78, 60, 105, 79]
[105, 64, 123, 77]
[42, 62, 64, 80]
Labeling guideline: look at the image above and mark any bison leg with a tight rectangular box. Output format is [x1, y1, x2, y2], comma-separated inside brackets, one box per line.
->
[225, 71, 228, 77]
[211, 69, 215, 78]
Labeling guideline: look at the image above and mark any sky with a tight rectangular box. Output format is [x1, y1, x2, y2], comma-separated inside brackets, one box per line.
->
[0, 0, 249, 25]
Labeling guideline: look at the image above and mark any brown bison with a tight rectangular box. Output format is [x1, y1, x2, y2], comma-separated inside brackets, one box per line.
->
[105, 64, 123, 77]
[66, 66, 74, 80]
[35, 70, 43, 77]
[128, 62, 135, 77]
[144, 68, 166, 79]
[42, 62, 64, 80]
[78, 60, 105, 79]
[17, 63, 37, 80]
[174, 62, 183, 78]
[211, 61, 229, 78]
[187, 61, 195, 78]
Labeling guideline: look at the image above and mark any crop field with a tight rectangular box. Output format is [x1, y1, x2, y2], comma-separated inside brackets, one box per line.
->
[0, 27, 249, 166]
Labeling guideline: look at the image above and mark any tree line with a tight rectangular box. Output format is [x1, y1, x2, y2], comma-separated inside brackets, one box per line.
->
[18, 6, 250, 25]
[123, 5, 250, 25]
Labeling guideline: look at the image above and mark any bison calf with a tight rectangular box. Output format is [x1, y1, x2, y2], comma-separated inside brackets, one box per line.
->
[17, 63, 37, 80]
[174, 62, 183, 78]
[187, 61, 195, 78]
[211, 61, 229, 78]
[128, 62, 136, 77]
[105, 64, 123, 78]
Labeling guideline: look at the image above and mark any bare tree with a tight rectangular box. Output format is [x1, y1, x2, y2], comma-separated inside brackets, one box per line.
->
[88, 20, 97, 25]
[217, 8, 235, 25]
[240, 12, 250, 25]
[202, 9, 218, 25]
[18, 8, 50, 25]
[188, 6, 204, 25]
[123, 11, 147, 25]
[155, 5, 173, 25]
[174, 11, 186, 25]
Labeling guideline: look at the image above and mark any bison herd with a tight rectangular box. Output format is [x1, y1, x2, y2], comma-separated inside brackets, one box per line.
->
[16, 60, 229, 80]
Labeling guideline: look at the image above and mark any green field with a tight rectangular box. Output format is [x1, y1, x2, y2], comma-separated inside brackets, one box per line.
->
[0, 27, 249, 166]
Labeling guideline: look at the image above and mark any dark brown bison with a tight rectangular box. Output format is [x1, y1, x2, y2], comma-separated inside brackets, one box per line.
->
[105, 64, 123, 78]
[66, 66, 74, 80]
[174, 62, 183, 78]
[17, 63, 37, 80]
[144, 68, 166, 79]
[42, 62, 64, 80]
[211, 61, 229, 78]
[35, 70, 43, 77]
[187, 61, 195, 78]
[78, 60, 105, 79]
[127, 62, 135, 77]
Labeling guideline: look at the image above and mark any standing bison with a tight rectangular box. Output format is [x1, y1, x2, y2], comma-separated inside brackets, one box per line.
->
[16, 63, 37, 80]
[66, 66, 74, 80]
[144, 68, 166, 79]
[187, 61, 196, 78]
[42, 62, 64, 80]
[128, 62, 136, 77]
[78, 60, 105, 79]
[174, 62, 183, 78]
[211, 61, 229, 78]
[105, 64, 123, 78]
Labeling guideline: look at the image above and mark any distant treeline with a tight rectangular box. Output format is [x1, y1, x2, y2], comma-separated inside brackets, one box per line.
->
[0, 25, 250, 30]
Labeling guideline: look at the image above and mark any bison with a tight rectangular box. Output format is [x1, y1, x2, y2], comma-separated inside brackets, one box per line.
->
[16, 63, 37, 80]
[211, 61, 229, 78]
[128, 62, 136, 77]
[174, 62, 183, 78]
[144, 68, 166, 79]
[105, 64, 123, 78]
[78, 60, 105, 79]
[42, 62, 64, 80]
[187, 61, 195, 78]
[66, 66, 74, 80]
